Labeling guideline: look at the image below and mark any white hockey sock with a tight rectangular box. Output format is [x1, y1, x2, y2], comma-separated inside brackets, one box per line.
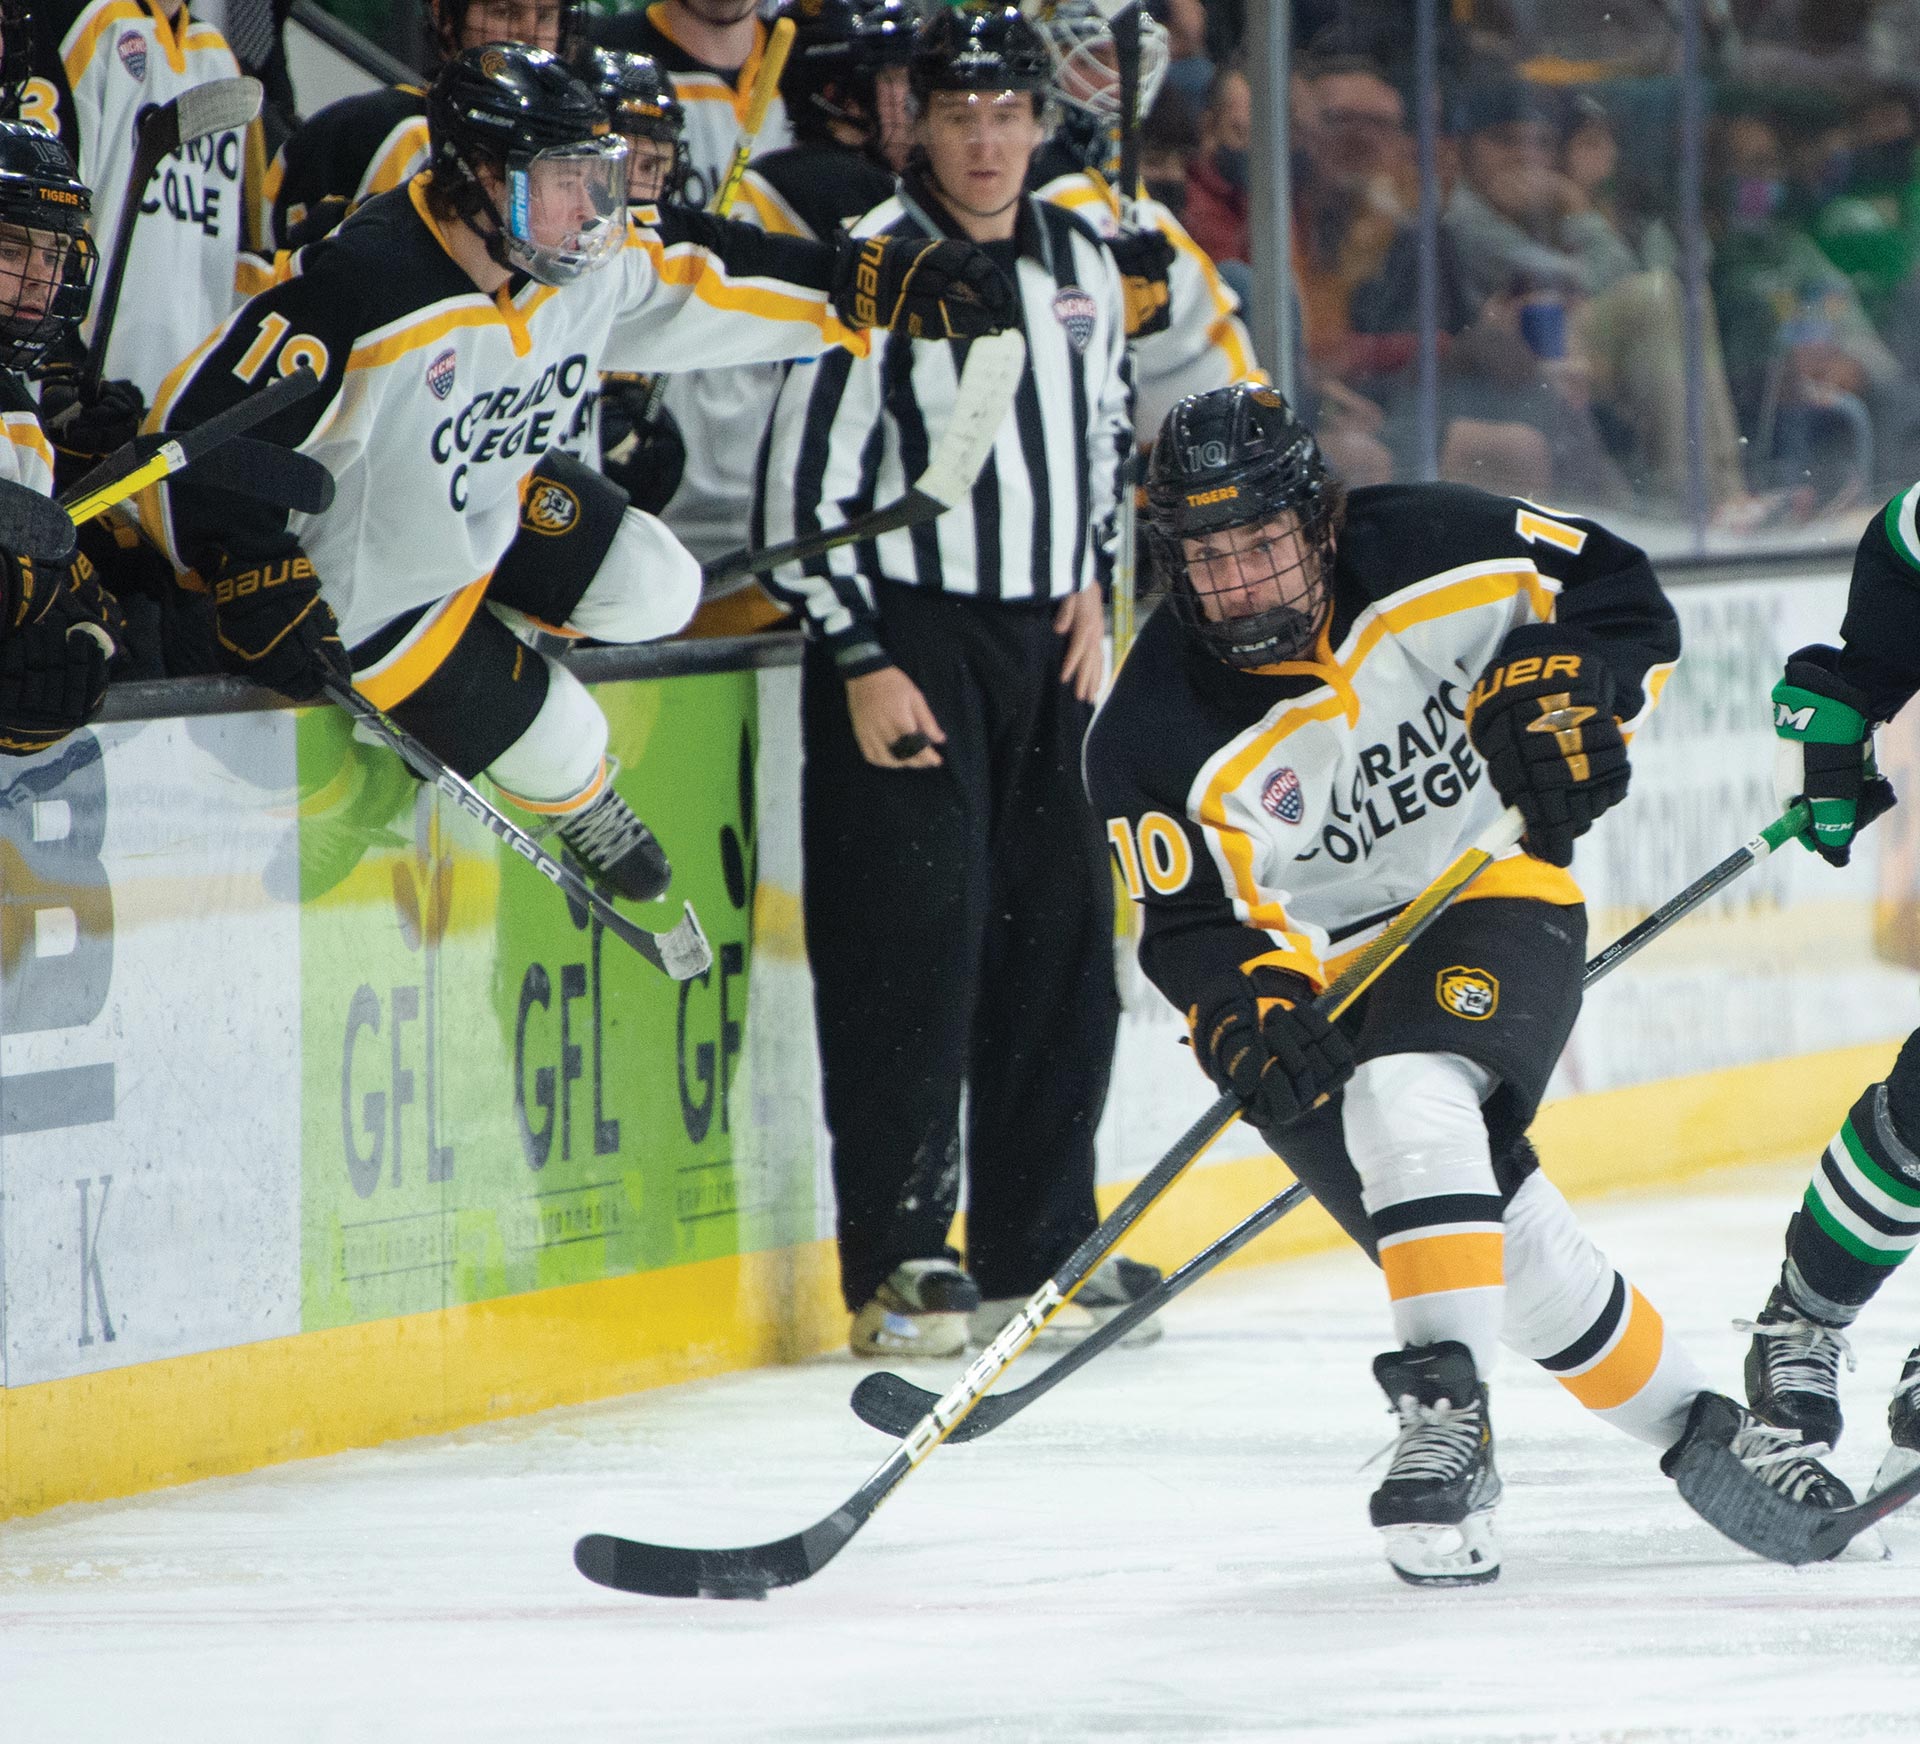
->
[1502, 1171, 1712, 1448]
[486, 657, 609, 811]
[1344, 1052, 1505, 1378]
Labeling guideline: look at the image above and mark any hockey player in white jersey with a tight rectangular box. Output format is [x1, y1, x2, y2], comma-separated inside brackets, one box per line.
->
[22, 0, 254, 399]
[1030, 0, 1258, 435]
[1084, 383, 1860, 1585]
[0, 120, 121, 753]
[145, 44, 1014, 904]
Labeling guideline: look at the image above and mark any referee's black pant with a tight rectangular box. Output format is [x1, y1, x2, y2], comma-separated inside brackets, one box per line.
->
[801, 582, 1119, 1311]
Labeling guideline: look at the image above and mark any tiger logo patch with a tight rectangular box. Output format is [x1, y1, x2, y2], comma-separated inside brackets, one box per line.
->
[523, 480, 580, 535]
[1436, 966, 1499, 1021]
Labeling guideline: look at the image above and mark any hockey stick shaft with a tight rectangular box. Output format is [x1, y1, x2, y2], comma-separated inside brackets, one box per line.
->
[324, 680, 712, 983]
[572, 808, 1522, 1598]
[856, 803, 1820, 1442]
[84, 77, 263, 396]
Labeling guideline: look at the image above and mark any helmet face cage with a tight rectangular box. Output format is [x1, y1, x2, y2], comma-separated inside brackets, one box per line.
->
[1040, 0, 1170, 124]
[1146, 387, 1342, 671]
[0, 125, 96, 370]
[783, 0, 913, 155]
[429, 0, 582, 64]
[584, 49, 688, 203]
[501, 135, 629, 283]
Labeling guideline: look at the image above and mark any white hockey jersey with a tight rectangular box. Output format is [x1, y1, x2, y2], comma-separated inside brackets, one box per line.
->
[26, 0, 253, 399]
[143, 175, 865, 647]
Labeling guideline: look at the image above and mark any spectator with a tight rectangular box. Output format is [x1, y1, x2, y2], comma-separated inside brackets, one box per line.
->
[1184, 62, 1249, 264]
[1710, 104, 1909, 510]
[1157, 0, 1213, 113]
[1140, 84, 1200, 218]
[1446, 76, 1749, 509]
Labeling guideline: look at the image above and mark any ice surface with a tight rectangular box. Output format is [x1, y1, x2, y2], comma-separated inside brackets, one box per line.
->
[6, 1164, 1920, 1743]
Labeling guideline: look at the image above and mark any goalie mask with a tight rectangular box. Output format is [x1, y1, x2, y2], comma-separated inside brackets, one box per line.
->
[1146, 385, 1344, 671]
[1039, 0, 1169, 124]
[428, 45, 628, 286]
[0, 122, 96, 371]
[582, 48, 688, 204]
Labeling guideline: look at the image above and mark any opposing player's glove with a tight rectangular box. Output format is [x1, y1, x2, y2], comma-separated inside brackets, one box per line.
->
[1772, 643, 1898, 867]
[206, 547, 352, 701]
[0, 603, 110, 754]
[831, 234, 1018, 339]
[1191, 969, 1355, 1130]
[38, 368, 146, 492]
[1108, 226, 1174, 338]
[1465, 624, 1629, 868]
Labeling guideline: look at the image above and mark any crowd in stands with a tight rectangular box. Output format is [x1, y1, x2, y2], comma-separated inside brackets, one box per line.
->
[1116, 0, 1920, 536]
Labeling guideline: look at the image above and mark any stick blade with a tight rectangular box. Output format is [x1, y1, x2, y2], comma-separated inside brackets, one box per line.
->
[178, 75, 263, 143]
[911, 331, 1026, 510]
[655, 900, 712, 980]
[186, 436, 336, 514]
[574, 1520, 840, 1599]
[0, 480, 77, 563]
[851, 1370, 999, 1442]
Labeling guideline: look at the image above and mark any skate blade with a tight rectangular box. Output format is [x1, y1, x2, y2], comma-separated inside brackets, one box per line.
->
[1380, 1516, 1500, 1587]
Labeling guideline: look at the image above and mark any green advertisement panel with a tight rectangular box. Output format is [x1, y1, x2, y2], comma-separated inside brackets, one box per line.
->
[296, 671, 791, 1331]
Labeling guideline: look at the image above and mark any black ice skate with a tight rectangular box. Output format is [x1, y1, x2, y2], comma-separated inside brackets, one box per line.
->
[553, 784, 672, 903]
[1873, 1346, 1920, 1494]
[1368, 1341, 1502, 1587]
[1740, 1281, 1854, 1449]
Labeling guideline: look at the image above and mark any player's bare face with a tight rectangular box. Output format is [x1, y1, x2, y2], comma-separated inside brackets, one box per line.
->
[458, 0, 563, 51]
[1184, 515, 1325, 627]
[624, 136, 677, 202]
[919, 90, 1043, 229]
[0, 224, 65, 323]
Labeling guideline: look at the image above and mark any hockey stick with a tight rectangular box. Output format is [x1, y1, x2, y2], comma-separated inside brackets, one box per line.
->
[1668, 1391, 1920, 1563]
[852, 799, 1824, 1444]
[322, 680, 712, 984]
[572, 805, 1526, 1599]
[701, 330, 1027, 588]
[168, 434, 337, 516]
[82, 76, 264, 396]
[60, 364, 326, 525]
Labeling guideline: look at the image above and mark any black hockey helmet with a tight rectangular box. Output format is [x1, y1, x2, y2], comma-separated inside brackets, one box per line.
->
[1145, 385, 1345, 670]
[424, 0, 583, 66]
[428, 44, 628, 284]
[909, 3, 1051, 109]
[0, 121, 96, 370]
[580, 47, 688, 202]
[780, 0, 913, 143]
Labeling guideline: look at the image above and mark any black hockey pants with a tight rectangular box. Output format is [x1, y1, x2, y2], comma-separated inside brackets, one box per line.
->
[800, 583, 1120, 1310]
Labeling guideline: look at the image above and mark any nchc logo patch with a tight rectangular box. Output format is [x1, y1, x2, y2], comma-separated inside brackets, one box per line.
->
[1052, 285, 1097, 353]
[1436, 965, 1499, 1021]
[1260, 766, 1304, 824]
[117, 31, 148, 80]
[523, 479, 581, 535]
[425, 348, 457, 401]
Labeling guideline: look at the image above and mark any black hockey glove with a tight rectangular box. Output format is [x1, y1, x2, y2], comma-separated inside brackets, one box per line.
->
[1108, 226, 1175, 338]
[831, 234, 1018, 340]
[0, 608, 110, 755]
[598, 377, 686, 516]
[206, 547, 352, 701]
[1191, 969, 1355, 1131]
[1466, 624, 1630, 868]
[38, 368, 146, 493]
[1772, 643, 1898, 868]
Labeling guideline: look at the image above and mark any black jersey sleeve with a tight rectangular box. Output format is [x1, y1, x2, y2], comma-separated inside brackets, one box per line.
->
[1085, 612, 1327, 1017]
[147, 255, 359, 578]
[1836, 491, 1920, 721]
[269, 86, 427, 248]
[645, 202, 840, 292]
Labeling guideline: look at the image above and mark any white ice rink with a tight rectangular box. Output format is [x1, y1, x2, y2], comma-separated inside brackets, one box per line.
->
[7, 1163, 1920, 1743]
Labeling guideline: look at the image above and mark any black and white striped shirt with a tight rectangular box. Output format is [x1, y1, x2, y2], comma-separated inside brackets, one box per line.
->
[754, 172, 1133, 676]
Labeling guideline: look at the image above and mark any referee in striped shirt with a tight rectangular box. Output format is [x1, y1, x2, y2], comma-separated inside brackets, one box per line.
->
[755, 2, 1153, 1361]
